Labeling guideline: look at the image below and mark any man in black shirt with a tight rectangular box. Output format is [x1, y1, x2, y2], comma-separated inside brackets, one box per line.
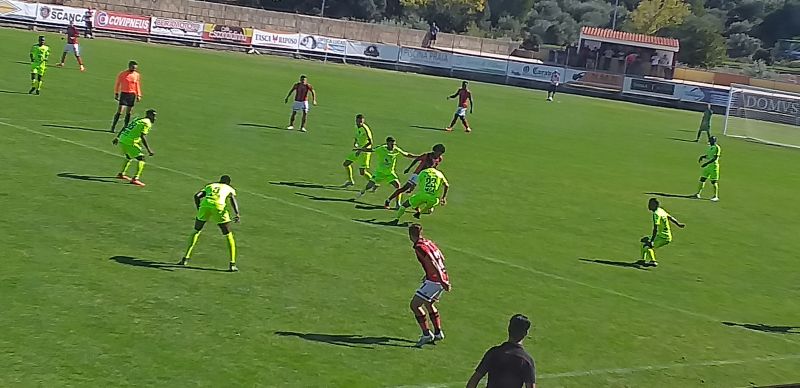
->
[466, 314, 536, 388]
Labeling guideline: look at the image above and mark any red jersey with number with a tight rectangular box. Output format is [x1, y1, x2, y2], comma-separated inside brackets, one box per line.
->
[67, 25, 79, 44]
[293, 82, 313, 102]
[413, 152, 443, 174]
[456, 88, 471, 108]
[414, 238, 448, 283]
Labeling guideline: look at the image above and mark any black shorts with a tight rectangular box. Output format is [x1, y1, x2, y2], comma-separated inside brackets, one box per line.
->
[118, 92, 136, 107]
[548, 84, 558, 93]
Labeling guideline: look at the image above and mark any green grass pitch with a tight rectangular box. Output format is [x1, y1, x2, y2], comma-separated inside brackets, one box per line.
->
[1, 27, 799, 387]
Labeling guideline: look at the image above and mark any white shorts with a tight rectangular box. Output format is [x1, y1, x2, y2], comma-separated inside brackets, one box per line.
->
[455, 107, 467, 117]
[292, 101, 309, 113]
[407, 173, 420, 185]
[414, 280, 444, 303]
[64, 43, 80, 56]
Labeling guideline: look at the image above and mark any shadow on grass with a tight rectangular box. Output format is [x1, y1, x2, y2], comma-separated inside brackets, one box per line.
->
[645, 192, 697, 199]
[0, 89, 30, 95]
[668, 137, 699, 143]
[354, 204, 389, 211]
[722, 322, 800, 334]
[579, 258, 648, 271]
[410, 125, 444, 131]
[57, 172, 119, 184]
[270, 181, 356, 192]
[295, 192, 372, 206]
[353, 218, 410, 228]
[237, 123, 284, 130]
[43, 124, 109, 133]
[275, 331, 417, 348]
[109, 255, 229, 272]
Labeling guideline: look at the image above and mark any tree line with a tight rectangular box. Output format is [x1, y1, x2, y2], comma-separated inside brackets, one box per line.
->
[237, 0, 800, 67]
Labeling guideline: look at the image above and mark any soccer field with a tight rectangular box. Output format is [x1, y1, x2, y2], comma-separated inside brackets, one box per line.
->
[1, 27, 799, 387]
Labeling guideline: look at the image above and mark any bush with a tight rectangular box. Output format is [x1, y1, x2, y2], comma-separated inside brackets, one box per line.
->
[727, 33, 761, 58]
[521, 32, 541, 51]
[752, 48, 774, 65]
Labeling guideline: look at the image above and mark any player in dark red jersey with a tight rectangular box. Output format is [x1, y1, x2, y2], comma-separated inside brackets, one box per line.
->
[284, 74, 317, 132]
[384, 144, 445, 210]
[445, 81, 473, 133]
[408, 223, 451, 347]
[56, 21, 85, 72]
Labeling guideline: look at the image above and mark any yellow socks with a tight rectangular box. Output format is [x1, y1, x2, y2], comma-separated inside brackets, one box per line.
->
[135, 160, 146, 179]
[185, 230, 201, 258]
[226, 233, 236, 263]
[696, 181, 705, 195]
[345, 165, 354, 183]
[120, 159, 132, 175]
[712, 182, 718, 197]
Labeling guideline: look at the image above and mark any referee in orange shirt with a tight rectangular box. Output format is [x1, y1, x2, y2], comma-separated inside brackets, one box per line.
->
[111, 60, 142, 133]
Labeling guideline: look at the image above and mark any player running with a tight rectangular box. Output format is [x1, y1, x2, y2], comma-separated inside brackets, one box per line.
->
[354, 137, 418, 207]
[694, 104, 713, 142]
[56, 22, 85, 71]
[179, 175, 241, 272]
[546, 70, 560, 101]
[284, 74, 316, 132]
[394, 167, 449, 222]
[408, 223, 450, 347]
[342, 114, 374, 187]
[638, 198, 685, 267]
[445, 81, 473, 133]
[29, 36, 50, 95]
[385, 144, 445, 210]
[111, 61, 142, 132]
[111, 109, 156, 187]
[694, 136, 721, 201]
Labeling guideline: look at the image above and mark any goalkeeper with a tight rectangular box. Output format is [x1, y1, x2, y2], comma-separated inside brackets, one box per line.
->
[694, 104, 713, 142]
[638, 198, 685, 268]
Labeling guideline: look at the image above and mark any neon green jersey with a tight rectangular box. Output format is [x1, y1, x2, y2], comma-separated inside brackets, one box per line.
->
[417, 168, 448, 196]
[354, 123, 373, 148]
[373, 144, 408, 173]
[30, 44, 50, 65]
[705, 144, 720, 166]
[653, 207, 672, 240]
[701, 108, 712, 125]
[118, 117, 153, 146]
[200, 183, 237, 209]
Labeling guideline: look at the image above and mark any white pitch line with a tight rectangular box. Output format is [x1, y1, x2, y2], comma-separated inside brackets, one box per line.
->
[0, 117, 109, 123]
[386, 353, 800, 387]
[3, 119, 799, 349]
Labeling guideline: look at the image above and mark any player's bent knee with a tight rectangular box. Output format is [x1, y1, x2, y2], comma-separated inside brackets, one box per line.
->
[219, 222, 232, 235]
[194, 219, 206, 231]
[699, 177, 707, 182]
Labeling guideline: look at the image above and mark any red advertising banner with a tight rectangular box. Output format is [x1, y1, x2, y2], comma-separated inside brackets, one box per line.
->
[95, 10, 150, 34]
[202, 24, 253, 45]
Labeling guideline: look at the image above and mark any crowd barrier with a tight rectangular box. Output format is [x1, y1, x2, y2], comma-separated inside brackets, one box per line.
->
[2, 0, 733, 107]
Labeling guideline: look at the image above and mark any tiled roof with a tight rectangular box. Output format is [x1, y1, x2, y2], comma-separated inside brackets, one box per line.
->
[581, 27, 680, 50]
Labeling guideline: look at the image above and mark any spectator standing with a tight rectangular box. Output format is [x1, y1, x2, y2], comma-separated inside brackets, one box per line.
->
[625, 52, 638, 74]
[659, 54, 671, 78]
[603, 47, 614, 70]
[466, 314, 536, 388]
[83, 8, 94, 39]
[651, 53, 660, 76]
[428, 22, 439, 48]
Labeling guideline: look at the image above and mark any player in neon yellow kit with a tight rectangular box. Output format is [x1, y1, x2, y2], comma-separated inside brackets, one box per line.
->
[29, 36, 50, 95]
[638, 198, 685, 267]
[394, 167, 449, 222]
[355, 136, 418, 207]
[112, 109, 156, 187]
[179, 175, 241, 272]
[342, 114, 374, 187]
[694, 136, 721, 202]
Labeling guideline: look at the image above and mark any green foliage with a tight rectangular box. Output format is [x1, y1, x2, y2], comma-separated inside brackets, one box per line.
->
[727, 33, 761, 58]
[755, 0, 800, 46]
[626, 0, 692, 35]
[661, 14, 726, 67]
[752, 48, 774, 65]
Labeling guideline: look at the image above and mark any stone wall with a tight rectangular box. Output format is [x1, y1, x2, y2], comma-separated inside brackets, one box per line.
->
[57, 0, 519, 55]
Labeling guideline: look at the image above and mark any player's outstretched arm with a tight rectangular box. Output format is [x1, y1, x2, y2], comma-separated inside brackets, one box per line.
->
[701, 154, 718, 167]
[466, 367, 487, 388]
[141, 135, 154, 156]
[448, 91, 459, 99]
[284, 85, 296, 103]
[229, 195, 241, 223]
[668, 215, 685, 228]
[404, 158, 421, 173]
[440, 183, 450, 205]
[469, 95, 474, 113]
[311, 88, 317, 105]
[355, 147, 374, 153]
[193, 191, 205, 209]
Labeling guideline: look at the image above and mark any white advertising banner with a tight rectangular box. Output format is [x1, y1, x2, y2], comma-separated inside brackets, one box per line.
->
[398, 47, 451, 68]
[35, 4, 88, 25]
[252, 29, 300, 49]
[345, 40, 400, 61]
[452, 54, 508, 75]
[298, 34, 347, 54]
[0, 0, 38, 20]
[150, 17, 203, 40]
[506, 61, 565, 82]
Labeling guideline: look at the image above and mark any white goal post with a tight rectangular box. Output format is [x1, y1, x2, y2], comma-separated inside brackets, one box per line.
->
[724, 83, 800, 149]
